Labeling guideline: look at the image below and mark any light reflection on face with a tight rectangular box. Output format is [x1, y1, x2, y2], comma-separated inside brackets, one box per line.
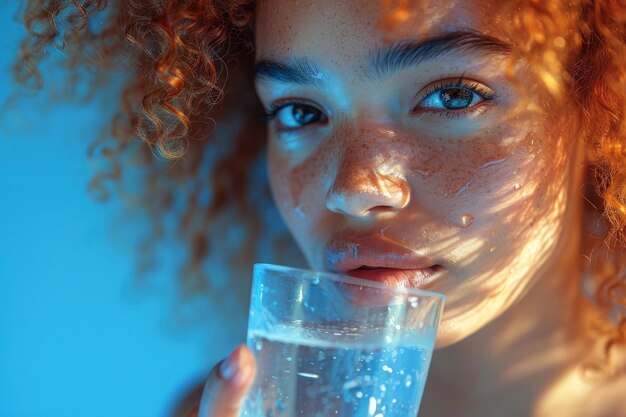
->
[254, 0, 586, 347]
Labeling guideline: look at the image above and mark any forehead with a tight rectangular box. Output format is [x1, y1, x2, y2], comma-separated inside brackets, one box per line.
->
[254, 0, 515, 61]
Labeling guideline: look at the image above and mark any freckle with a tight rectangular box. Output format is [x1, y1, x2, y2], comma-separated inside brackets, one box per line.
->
[445, 179, 471, 197]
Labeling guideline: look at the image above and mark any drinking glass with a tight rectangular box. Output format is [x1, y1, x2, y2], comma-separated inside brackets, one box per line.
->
[240, 263, 445, 417]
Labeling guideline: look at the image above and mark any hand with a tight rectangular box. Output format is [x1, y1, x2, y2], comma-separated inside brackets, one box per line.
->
[192, 344, 257, 417]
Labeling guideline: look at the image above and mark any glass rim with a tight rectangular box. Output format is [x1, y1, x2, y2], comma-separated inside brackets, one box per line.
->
[254, 262, 446, 302]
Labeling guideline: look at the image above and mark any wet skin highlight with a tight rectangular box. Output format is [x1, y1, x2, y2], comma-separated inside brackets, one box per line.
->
[255, 0, 585, 347]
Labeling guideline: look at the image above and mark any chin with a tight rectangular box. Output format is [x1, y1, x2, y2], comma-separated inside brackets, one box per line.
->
[434, 320, 477, 349]
[433, 296, 514, 349]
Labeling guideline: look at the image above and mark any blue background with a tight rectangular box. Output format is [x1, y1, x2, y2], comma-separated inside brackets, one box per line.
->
[0, 3, 248, 416]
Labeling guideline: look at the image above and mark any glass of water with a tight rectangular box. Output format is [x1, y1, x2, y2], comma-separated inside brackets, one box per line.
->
[239, 263, 445, 417]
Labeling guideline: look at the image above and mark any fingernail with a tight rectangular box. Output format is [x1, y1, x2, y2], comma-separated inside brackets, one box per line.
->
[220, 345, 250, 386]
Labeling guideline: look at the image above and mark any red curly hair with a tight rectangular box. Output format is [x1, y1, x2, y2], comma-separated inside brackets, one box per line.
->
[15, 0, 626, 375]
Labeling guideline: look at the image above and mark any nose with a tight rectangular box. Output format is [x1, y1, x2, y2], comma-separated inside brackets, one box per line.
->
[325, 155, 411, 218]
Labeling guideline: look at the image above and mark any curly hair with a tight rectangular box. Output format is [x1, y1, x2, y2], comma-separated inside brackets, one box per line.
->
[15, 0, 626, 373]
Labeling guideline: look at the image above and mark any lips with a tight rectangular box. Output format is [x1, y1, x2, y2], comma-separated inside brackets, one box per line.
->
[345, 266, 443, 288]
[324, 234, 443, 289]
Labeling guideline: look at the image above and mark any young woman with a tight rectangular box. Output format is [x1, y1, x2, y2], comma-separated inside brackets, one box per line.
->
[17, 0, 626, 416]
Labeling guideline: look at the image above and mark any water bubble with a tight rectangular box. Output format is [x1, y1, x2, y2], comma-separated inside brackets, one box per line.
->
[409, 297, 419, 308]
[356, 391, 363, 399]
[405, 375, 413, 387]
[394, 324, 401, 331]
[380, 384, 387, 392]
[368, 397, 377, 415]
[460, 214, 474, 228]
[343, 379, 360, 391]
[312, 276, 320, 285]
[297, 372, 319, 379]
[514, 183, 522, 190]
[286, 356, 292, 362]
[382, 365, 393, 373]
[254, 339, 263, 351]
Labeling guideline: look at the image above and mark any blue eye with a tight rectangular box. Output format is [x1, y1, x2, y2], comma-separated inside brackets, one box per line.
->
[415, 80, 496, 113]
[263, 102, 326, 130]
[422, 87, 479, 109]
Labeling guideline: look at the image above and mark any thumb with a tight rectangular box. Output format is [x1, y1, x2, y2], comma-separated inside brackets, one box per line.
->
[197, 344, 257, 417]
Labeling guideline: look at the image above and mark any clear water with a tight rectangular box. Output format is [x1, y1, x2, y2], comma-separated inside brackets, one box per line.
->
[240, 330, 432, 417]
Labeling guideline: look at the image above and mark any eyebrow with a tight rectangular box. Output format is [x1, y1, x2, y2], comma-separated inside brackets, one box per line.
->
[254, 57, 326, 88]
[254, 31, 512, 86]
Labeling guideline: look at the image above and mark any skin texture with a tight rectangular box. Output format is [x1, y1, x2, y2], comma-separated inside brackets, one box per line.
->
[194, 1, 626, 416]
[255, 0, 584, 348]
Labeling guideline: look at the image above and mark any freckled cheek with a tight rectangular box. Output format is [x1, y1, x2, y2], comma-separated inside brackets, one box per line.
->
[522, 142, 570, 226]
[267, 149, 297, 222]
[406, 128, 522, 208]
[268, 167, 292, 214]
[405, 126, 560, 257]
[463, 133, 566, 253]
[267, 149, 329, 237]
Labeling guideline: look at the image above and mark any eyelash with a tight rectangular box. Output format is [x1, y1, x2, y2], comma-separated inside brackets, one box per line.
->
[260, 100, 309, 123]
[260, 78, 498, 131]
[412, 77, 498, 118]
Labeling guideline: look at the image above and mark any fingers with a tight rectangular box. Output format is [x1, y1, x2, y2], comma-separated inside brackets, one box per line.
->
[197, 344, 257, 417]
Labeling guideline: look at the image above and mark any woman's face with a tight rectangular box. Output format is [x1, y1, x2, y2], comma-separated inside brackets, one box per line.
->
[254, 0, 586, 347]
